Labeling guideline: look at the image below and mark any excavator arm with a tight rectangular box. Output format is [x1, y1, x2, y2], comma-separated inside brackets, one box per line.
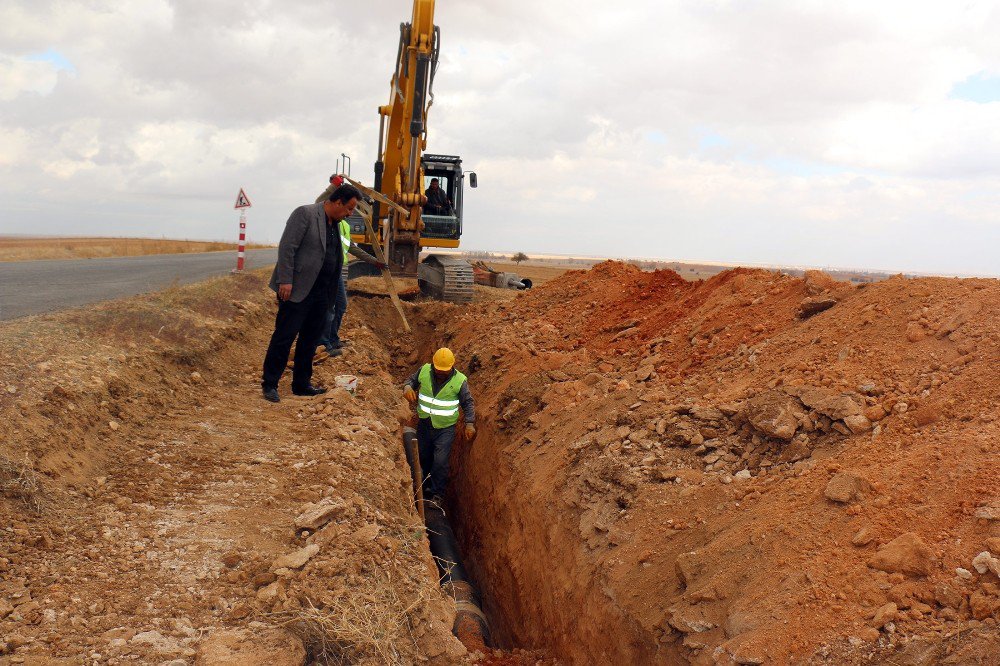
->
[373, 0, 439, 276]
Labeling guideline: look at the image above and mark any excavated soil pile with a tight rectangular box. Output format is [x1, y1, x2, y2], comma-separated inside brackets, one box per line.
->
[434, 262, 1000, 664]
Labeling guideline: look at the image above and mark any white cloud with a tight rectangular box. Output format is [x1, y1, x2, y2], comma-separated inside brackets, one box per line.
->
[0, 0, 999, 275]
[0, 54, 62, 100]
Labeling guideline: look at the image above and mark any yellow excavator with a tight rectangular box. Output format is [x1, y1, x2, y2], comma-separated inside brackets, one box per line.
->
[342, 0, 477, 303]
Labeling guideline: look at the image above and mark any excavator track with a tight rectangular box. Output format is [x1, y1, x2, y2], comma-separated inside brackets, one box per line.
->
[418, 254, 473, 304]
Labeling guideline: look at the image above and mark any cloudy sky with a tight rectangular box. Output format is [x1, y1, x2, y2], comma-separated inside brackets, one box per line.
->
[1, 0, 999, 275]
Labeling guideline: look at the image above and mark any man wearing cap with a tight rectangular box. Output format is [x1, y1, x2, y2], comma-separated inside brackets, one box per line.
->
[403, 348, 476, 503]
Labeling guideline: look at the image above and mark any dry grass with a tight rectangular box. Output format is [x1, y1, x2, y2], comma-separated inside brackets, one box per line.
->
[267, 573, 428, 665]
[0, 237, 271, 262]
[0, 452, 43, 512]
[63, 271, 268, 357]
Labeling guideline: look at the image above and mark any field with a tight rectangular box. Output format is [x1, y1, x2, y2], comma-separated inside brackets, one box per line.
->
[1, 261, 998, 664]
[0, 237, 269, 262]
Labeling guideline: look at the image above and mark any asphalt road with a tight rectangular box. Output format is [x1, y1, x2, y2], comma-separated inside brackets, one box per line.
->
[0, 249, 278, 321]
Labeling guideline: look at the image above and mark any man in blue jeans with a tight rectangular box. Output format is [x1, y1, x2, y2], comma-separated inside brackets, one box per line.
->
[315, 179, 383, 355]
[318, 274, 350, 354]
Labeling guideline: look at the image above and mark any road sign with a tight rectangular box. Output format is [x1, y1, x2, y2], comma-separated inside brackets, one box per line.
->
[234, 188, 252, 209]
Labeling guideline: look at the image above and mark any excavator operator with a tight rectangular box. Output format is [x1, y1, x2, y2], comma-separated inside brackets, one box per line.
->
[423, 178, 452, 215]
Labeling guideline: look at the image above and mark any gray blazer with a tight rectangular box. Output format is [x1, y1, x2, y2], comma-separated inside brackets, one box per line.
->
[268, 203, 337, 303]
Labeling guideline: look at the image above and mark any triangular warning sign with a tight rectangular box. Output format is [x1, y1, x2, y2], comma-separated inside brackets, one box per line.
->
[234, 188, 252, 209]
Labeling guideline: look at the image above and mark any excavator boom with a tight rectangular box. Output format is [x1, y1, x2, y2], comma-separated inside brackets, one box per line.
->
[374, 0, 439, 276]
[340, 0, 475, 304]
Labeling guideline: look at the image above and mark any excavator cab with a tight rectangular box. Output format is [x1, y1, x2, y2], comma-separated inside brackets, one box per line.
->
[419, 154, 474, 243]
[414, 154, 477, 303]
[342, 153, 478, 304]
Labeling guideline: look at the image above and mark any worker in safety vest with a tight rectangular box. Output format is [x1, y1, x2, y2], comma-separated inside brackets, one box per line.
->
[403, 348, 476, 504]
[314, 174, 383, 355]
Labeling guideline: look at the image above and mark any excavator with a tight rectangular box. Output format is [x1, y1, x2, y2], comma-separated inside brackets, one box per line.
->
[341, 0, 477, 304]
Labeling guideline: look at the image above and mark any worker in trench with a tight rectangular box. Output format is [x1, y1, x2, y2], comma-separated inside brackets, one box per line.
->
[403, 348, 477, 505]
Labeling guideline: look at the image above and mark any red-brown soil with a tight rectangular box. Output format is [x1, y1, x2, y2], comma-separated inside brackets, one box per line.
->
[2, 261, 998, 665]
[0, 273, 465, 664]
[437, 262, 1000, 664]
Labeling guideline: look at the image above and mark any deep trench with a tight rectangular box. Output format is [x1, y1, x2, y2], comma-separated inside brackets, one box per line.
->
[353, 294, 524, 652]
[356, 293, 677, 663]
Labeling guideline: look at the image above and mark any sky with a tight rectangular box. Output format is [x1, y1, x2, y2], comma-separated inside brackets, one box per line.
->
[1, 0, 999, 276]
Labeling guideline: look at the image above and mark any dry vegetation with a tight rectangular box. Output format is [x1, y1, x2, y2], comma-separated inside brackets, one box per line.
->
[0, 453, 42, 513]
[267, 579, 430, 665]
[0, 237, 270, 262]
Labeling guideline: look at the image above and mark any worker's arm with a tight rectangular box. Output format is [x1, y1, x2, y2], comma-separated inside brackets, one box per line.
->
[402, 369, 421, 391]
[275, 206, 311, 288]
[349, 244, 386, 268]
[315, 184, 335, 204]
[402, 369, 421, 404]
[458, 381, 476, 424]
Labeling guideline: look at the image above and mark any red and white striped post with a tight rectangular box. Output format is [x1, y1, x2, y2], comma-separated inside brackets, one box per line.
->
[233, 187, 252, 273]
[236, 213, 247, 272]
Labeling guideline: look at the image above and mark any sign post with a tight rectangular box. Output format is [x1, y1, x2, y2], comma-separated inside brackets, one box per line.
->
[233, 188, 252, 273]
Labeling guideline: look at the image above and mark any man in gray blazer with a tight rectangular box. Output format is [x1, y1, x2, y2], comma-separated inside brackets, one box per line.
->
[261, 184, 379, 402]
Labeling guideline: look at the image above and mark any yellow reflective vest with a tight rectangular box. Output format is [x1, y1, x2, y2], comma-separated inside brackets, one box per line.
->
[416, 364, 467, 428]
[338, 219, 351, 262]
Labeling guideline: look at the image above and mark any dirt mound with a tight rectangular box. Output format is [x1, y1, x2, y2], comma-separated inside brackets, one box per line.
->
[0, 273, 464, 664]
[442, 261, 1000, 664]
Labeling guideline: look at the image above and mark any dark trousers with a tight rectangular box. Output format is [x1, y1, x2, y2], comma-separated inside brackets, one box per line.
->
[318, 275, 348, 349]
[261, 283, 329, 391]
[417, 418, 456, 497]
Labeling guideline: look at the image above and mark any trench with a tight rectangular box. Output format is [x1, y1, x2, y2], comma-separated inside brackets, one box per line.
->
[354, 293, 677, 664]
[352, 297, 522, 650]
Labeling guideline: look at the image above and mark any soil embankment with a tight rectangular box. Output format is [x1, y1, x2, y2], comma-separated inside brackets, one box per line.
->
[0, 273, 466, 664]
[437, 263, 1000, 664]
[2, 262, 998, 664]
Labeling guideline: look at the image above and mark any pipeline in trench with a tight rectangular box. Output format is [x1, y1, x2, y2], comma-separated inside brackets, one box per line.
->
[366, 294, 579, 661]
[401, 427, 493, 652]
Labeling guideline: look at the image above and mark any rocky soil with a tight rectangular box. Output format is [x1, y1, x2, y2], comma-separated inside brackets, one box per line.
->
[2, 262, 998, 665]
[434, 263, 1000, 664]
[0, 273, 465, 665]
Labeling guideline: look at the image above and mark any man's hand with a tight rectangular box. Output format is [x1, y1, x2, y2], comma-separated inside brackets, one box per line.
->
[278, 283, 293, 301]
[464, 423, 477, 443]
[403, 386, 417, 404]
[375, 261, 388, 271]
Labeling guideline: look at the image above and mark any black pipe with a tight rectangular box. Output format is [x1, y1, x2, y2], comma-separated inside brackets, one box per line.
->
[402, 428, 492, 647]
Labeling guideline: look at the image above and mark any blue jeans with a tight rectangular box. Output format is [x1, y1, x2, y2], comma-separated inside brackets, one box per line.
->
[318, 275, 348, 349]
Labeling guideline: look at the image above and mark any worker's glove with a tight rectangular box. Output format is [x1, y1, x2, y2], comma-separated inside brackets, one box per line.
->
[376, 261, 388, 271]
[403, 386, 417, 404]
[464, 423, 477, 443]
